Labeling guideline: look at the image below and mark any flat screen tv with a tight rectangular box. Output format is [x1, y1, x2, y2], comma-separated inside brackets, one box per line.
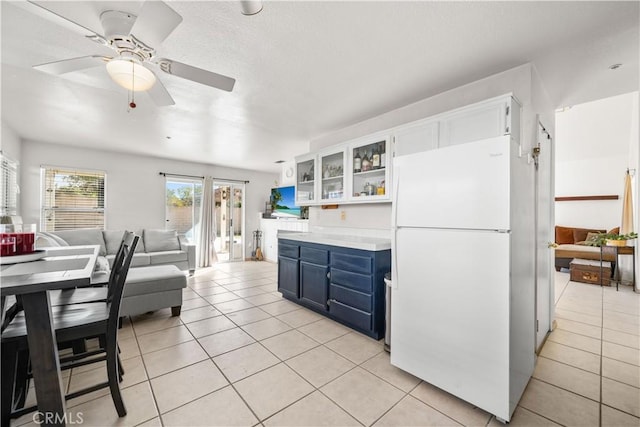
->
[270, 186, 300, 218]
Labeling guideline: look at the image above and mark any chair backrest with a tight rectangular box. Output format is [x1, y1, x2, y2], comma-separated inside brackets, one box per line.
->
[105, 231, 130, 300]
[106, 232, 139, 331]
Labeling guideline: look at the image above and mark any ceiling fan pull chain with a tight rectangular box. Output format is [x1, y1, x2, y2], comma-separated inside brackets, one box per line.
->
[128, 60, 137, 109]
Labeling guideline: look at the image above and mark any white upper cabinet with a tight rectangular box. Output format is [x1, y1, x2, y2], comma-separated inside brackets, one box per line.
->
[319, 146, 347, 203]
[294, 94, 520, 206]
[393, 120, 439, 157]
[348, 135, 391, 202]
[438, 96, 520, 148]
[295, 154, 317, 206]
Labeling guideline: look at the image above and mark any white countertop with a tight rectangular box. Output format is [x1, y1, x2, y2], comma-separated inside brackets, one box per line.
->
[278, 232, 391, 251]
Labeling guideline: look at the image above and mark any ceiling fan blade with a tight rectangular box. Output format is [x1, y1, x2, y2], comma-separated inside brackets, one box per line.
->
[34, 56, 109, 75]
[17, 1, 107, 44]
[156, 59, 236, 92]
[130, 1, 183, 47]
[147, 75, 175, 106]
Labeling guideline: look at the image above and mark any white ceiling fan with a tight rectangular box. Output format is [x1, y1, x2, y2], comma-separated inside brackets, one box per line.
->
[22, 1, 239, 106]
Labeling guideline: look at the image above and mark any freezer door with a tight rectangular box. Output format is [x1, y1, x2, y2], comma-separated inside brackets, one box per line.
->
[391, 227, 511, 420]
[393, 135, 511, 230]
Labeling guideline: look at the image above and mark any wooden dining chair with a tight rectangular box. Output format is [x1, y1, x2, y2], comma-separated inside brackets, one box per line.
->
[1, 232, 139, 426]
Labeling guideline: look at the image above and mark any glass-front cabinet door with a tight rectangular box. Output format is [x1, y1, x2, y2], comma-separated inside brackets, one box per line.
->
[349, 136, 390, 202]
[295, 154, 317, 206]
[319, 148, 346, 203]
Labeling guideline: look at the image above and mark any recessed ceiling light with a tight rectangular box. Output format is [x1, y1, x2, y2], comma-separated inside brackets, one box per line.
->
[609, 63, 622, 70]
[274, 160, 285, 164]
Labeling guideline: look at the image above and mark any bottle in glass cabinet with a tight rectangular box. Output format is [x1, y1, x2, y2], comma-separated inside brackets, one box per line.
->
[354, 150, 362, 173]
[380, 143, 386, 168]
[362, 151, 371, 171]
[372, 145, 380, 169]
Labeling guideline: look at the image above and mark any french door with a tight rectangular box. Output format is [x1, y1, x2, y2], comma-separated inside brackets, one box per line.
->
[214, 182, 245, 262]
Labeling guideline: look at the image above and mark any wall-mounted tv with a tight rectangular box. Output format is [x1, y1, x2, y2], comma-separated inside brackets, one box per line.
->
[270, 186, 301, 218]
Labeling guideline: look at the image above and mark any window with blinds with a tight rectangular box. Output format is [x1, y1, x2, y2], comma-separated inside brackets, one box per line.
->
[0, 153, 18, 216]
[41, 167, 106, 231]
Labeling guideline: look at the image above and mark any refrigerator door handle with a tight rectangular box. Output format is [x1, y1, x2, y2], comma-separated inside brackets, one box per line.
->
[391, 174, 400, 228]
[392, 227, 399, 289]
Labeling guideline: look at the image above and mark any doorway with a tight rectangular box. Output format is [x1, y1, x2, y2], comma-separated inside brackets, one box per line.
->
[214, 182, 245, 262]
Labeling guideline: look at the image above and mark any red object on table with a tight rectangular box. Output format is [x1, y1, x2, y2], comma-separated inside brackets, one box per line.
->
[0, 234, 17, 256]
[15, 232, 35, 254]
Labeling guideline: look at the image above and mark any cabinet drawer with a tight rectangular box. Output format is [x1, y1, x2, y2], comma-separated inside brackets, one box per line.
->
[279, 243, 299, 259]
[330, 284, 371, 312]
[331, 252, 372, 275]
[331, 269, 372, 293]
[300, 246, 329, 265]
[329, 300, 371, 331]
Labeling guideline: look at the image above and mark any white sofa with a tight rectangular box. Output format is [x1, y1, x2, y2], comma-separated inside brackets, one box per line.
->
[37, 229, 193, 317]
[37, 228, 196, 274]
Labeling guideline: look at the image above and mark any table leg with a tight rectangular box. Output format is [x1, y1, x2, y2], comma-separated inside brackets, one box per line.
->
[21, 291, 66, 426]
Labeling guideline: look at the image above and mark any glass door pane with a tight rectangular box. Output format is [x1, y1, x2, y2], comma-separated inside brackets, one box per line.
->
[214, 182, 245, 262]
[320, 151, 344, 202]
[165, 179, 202, 243]
[351, 139, 387, 199]
[296, 158, 315, 204]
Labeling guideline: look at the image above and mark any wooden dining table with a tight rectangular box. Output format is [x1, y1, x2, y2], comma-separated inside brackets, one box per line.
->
[1, 245, 100, 426]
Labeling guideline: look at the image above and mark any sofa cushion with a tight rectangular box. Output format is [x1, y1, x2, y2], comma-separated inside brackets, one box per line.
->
[103, 230, 125, 255]
[573, 228, 605, 243]
[144, 229, 181, 252]
[106, 253, 150, 268]
[103, 230, 146, 254]
[149, 250, 188, 265]
[555, 226, 574, 244]
[52, 229, 107, 256]
[123, 265, 186, 297]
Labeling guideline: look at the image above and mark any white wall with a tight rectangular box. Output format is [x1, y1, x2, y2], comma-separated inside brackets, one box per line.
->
[1, 121, 22, 162]
[20, 140, 278, 259]
[307, 63, 553, 234]
[555, 92, 638, 230]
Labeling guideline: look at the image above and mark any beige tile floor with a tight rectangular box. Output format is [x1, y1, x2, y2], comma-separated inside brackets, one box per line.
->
[11, 264, 640, 426]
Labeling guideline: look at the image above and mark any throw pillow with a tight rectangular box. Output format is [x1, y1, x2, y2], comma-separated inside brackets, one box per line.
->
[143, 229, 180, 252]
[584, 232, 602, 246]
[573, 228, 605, 243]
[608, 227, 620, 235]
[555, 226, 574, 244]
[36, 232, 69, 248]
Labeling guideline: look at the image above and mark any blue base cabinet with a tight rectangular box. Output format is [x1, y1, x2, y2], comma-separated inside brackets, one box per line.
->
[278, 238, 391, 339]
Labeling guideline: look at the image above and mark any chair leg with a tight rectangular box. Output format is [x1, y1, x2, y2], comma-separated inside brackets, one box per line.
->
[171, 306, 181, 317]
[1, 342, 18, 427]
[117, 354, 124, 380]
[13, 350, 30, 409]
[106, 343, 126, 417]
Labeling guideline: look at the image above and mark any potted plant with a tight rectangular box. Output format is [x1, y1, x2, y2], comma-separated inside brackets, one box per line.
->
[595, 231, 638, 247]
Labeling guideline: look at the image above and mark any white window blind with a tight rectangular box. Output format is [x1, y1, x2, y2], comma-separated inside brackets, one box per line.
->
[0, 153, 18, 216]
[41, 167, 106, 231]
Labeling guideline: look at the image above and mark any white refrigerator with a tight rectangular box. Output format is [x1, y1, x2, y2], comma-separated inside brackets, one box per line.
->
[390, 135, 535, 422]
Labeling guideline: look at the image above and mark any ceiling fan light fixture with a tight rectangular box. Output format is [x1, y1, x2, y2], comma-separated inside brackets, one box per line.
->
[106, 57, 156, 91]
[240, 1, 263, 15]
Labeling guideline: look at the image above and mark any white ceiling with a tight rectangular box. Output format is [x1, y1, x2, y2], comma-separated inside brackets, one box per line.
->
[1, 1, 638, 173]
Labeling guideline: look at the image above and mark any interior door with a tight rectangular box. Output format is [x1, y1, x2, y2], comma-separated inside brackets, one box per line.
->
[535, 121, 554, 351]
[214, 182, 245, 262]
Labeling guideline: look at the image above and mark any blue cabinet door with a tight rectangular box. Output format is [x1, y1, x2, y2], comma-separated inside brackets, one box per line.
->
[278, 256, 299, 299]
[300, 261, 329, 311]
